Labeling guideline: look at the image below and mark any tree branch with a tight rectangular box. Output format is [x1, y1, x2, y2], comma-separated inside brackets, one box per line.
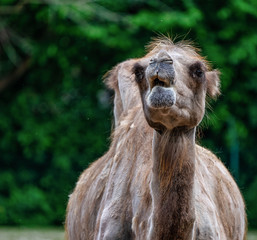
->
[0, 57, 31, 93]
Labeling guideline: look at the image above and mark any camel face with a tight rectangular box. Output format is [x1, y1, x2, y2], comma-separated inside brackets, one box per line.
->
[134, 46, 212, 132]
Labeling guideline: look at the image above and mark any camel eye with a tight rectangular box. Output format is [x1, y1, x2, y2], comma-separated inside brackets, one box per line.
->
[189, 62, 205, 80]
[194, 68, 204, 78]
[133, 63, 145, 83]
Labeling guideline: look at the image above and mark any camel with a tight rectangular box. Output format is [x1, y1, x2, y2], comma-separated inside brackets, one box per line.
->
[65, 37, 247, 240]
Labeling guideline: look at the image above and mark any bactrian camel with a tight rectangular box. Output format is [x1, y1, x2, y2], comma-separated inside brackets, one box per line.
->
[65, 37, 247, 240]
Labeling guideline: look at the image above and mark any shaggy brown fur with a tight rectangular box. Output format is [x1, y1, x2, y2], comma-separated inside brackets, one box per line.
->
[65, 38, 246, 240]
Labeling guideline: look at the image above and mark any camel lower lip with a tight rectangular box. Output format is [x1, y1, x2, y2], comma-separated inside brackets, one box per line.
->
[147, 86, 176, 108]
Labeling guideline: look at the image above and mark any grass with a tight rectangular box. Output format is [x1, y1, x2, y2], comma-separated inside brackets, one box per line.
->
[0, 227, 65, 240]
[249, 230, 257, 240]
[0, 228, 256, 240]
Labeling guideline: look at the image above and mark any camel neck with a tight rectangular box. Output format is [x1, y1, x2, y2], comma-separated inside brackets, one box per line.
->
[149, 127, 196, 240]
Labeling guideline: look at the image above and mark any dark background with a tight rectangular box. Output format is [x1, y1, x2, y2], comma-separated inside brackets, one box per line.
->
[0, 0, 257, 229]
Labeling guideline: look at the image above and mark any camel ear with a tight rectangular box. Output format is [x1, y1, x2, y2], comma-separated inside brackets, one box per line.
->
[206, 70, 220, 98]
[103, 64, 120, 90]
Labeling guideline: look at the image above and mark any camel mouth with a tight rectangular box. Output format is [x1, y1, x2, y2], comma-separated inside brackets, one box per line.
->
[151, 76, 171, 89]
[147, 86, 176, 109]
[153, 78, 166, 87]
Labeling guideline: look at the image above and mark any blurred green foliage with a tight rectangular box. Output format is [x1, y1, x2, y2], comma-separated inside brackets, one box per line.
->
[0, 0, 257, 228]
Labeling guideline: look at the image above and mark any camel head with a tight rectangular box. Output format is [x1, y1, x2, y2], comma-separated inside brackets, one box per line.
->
[133, 38, 220, 133]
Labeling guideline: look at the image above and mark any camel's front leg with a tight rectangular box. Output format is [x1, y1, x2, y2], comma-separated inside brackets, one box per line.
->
[95, 204, 131, 240]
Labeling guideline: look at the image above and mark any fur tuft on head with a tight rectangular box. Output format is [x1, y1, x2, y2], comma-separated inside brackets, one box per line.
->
[146, 36, 211, 70]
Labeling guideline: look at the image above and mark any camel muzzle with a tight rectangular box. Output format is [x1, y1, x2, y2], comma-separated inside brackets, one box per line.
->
[146, 58, 175, 90]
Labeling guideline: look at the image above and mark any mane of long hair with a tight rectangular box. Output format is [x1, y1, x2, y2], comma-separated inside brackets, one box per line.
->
[157, 128, 189, 191]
